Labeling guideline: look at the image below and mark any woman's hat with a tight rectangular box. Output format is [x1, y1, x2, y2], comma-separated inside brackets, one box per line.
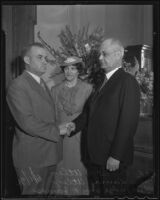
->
[61, 56, 83, 67]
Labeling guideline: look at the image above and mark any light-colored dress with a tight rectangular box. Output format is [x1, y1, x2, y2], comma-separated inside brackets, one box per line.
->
[51, 79, 92, 196]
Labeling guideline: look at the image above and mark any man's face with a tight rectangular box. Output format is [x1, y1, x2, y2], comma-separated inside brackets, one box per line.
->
[24, 46, 48, 76]
[99, 44, 121, 73]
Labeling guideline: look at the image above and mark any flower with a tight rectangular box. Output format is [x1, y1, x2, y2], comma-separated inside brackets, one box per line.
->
[135, 69, 153, 105]
[123, 56, 153, 107]
[38, 25, 105, 88]
[84, 43, 91, 53]
[38, 25, 153, 101]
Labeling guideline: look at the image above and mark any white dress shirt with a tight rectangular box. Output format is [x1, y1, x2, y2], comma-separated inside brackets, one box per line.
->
[106, 67, 122, 80]
[27, 71, 41, 84]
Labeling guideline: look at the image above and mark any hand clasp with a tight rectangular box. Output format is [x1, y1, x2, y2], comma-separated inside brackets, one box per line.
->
[59, 122, 75, 136]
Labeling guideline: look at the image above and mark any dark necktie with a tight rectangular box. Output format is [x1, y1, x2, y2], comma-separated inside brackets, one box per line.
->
[91, 76, 108, 103]
[99, 76, 108, 92]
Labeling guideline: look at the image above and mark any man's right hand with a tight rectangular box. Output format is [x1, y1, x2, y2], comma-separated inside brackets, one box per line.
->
[59, 122, 75, 136]
[66, 122, 75, 136]
[59, 124, 68, 135]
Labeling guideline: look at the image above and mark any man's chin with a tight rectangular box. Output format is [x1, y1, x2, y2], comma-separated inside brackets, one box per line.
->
[100, 65, 107, 70]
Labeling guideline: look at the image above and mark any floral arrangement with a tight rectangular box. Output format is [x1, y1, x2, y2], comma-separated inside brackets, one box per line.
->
[37, 25, 105, 88]
[38, 25, 153, 107]
[136, 69, 153, 105]
[123, 56, 153, 109]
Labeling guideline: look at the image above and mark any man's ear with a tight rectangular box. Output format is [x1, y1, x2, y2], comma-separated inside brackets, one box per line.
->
[116, 50, 124, 58]
[24, 56, 30, 65]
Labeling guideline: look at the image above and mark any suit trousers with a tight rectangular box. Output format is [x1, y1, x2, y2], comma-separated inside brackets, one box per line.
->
[15, 165, 57, 195]
[87, 163, 128, 197]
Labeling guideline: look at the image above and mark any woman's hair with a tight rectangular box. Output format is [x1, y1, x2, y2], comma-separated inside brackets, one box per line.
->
[61, 62, 85, 76]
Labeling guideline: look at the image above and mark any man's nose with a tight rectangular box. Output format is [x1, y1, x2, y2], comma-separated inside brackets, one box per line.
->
[42, 58, 47, 65]
[67, 68, 72, 73]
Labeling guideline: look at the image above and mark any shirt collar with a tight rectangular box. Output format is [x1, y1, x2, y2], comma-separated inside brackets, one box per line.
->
[106, 66, 121, 80]
[26, 71, 41, 84]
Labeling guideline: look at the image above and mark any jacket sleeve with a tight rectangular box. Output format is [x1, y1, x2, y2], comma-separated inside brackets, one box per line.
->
[6, 81, 60, 142]
[69, 88, 92, 137]
[110, 77, 140, 161]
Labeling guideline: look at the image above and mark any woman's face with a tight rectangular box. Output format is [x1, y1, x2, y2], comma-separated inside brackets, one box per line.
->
[64, 65, 79, 82]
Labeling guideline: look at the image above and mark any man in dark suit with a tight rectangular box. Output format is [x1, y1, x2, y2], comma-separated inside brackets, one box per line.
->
[6, 43, 67, 195]
[67, 38, 140, 196]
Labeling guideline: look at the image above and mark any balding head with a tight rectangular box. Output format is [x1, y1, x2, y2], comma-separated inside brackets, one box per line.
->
[101, 38, 124, 58]
[99, 38, 124, 72]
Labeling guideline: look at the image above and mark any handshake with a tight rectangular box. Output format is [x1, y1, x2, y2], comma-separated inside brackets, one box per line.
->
[59, 122, 76, 136]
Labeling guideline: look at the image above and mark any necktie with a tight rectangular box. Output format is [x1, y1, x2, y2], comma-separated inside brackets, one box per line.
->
[99, 76, 108, 92]
[40, 78, 52, 99]
[91, 76, 108, 103]
[40, 78, 47, 91]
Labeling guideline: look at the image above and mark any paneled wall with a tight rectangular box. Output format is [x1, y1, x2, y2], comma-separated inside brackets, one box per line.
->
[34, 5, 107, 51]
[2, 5, 153, 86]
[104, 5, 152, 46]
[2, 5, 36, 196]
[2, 5, 36, 88]
[34, 5, 153, 89]
[35, 5, 153, 54]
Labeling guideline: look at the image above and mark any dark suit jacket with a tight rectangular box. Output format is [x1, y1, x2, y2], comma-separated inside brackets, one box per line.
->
[72, 68, 140, 166]
[6, 71, 62, 168]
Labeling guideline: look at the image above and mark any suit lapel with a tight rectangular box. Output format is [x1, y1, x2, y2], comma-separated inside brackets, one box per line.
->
[22, 71, 53, 104]
[89, 68, 124, 118]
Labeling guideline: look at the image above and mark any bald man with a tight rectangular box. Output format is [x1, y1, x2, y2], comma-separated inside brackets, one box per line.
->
[69, 38, 140, 197]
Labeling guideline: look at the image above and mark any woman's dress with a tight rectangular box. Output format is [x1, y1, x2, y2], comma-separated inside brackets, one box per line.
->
[51, 79, 92, 196]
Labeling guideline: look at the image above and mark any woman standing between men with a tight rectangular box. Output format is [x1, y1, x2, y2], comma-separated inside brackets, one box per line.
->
[51, 56, 92, 196]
